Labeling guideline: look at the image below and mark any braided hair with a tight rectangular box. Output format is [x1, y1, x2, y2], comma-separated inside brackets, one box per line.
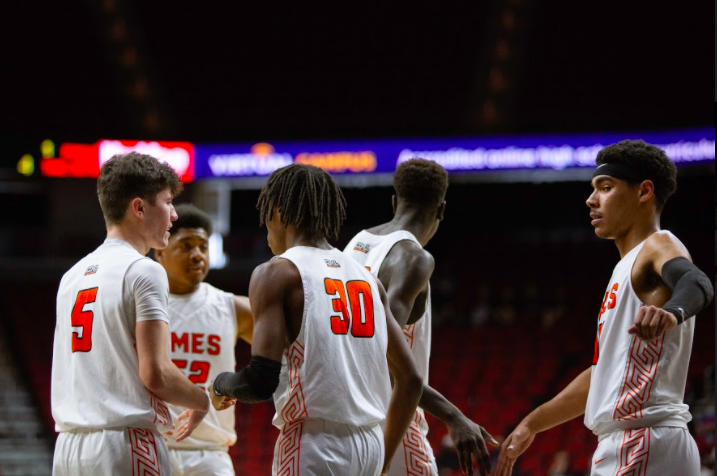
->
[257, 164, 347, 240]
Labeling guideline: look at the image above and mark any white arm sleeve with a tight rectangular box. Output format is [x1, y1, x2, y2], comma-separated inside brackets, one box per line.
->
[126, 258, 170, 323]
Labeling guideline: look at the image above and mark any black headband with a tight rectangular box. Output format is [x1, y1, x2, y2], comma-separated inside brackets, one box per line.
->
[592, 162, 666, 202]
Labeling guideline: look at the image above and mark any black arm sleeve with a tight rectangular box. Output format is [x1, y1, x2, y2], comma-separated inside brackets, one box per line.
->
[661, 257, 714, 324]
[213, 355, 282, 403]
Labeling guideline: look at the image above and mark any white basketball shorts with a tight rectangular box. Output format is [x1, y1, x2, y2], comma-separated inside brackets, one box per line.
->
[53, 427, 171, 476]
[272, 418, 384, 476]
[169, 448, 234, 476]
[590, 426, 700, 476]
[386, 412, 438, 476]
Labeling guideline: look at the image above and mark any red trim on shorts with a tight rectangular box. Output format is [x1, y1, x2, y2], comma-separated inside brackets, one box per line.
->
[400, 410, 432, 475]
[274, 420, 304, 476]
[616, 427, 650, 475]
[128, 428, 161, 476]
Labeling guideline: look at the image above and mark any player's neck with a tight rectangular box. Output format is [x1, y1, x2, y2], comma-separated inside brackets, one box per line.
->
[106, 226, 150, 256]
[384, 212, 433, 246]
[285, 228, 333, 251]
[168, 278, 200, 296]
[613, 217, 660, 259]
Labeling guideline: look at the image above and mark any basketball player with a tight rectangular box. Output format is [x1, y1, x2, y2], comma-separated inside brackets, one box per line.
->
[203, 164, 423, 476]
[155, 203, 253, 476]
[496, 140, 714, 476]
[51, 152, 211, 475]
[343, 158, 498, 476]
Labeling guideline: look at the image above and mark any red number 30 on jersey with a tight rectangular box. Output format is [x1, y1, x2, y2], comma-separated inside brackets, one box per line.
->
[324, 279, 375, 338]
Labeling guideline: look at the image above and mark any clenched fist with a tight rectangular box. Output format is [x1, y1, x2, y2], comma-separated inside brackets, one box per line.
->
[627, 304, 678, 341]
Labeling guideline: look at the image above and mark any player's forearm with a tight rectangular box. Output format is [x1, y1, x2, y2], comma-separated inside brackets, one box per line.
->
[522, 367, 591, 434]
[419, 384, 463, 424]
[382, 373, 423, 472]
[143, 364, 209, 412]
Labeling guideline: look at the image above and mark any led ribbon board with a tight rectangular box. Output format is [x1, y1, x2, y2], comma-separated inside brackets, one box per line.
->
[40, 129, 713, 181]
[193, 128, 714, 179]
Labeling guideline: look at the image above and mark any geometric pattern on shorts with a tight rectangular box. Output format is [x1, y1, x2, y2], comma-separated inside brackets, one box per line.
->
[401, 410, 432, 475]
[274, 419, 304, 476]
[128, 428, 161, 476]
[616, 427, 650, 476]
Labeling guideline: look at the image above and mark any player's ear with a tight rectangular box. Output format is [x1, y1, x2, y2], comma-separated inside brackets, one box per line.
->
[129, 197, 144, 219]
[638, 180, 655, 204]
[437, 201, 446, 221]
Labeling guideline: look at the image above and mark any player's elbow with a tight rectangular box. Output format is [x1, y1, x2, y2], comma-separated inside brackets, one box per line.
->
[394, 368, 423, 399]
[140, 364, 170, 395]
[406, 374, 424, 402]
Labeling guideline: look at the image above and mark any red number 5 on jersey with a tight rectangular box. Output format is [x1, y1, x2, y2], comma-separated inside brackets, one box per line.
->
[324, 279, 375, 338]
[71, 287, 98, 352]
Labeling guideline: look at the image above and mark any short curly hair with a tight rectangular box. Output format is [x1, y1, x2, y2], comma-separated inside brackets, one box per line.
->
[171, 204, 213, 236]
[97, 152, 183, 225]
[595, 140, 677, 211]
[393, 158, 449, 206]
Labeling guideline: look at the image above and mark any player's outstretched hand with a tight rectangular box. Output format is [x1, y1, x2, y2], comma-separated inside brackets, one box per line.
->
[208, 381, 237, 411]
[447, 416, 499, 475]
[627, 304, 678, 341]
[174, 406, 209, 442]
[495, 421, 536, 476]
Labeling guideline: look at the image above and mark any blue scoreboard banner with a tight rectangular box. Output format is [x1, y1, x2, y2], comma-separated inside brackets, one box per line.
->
[194, 127, 715, 180]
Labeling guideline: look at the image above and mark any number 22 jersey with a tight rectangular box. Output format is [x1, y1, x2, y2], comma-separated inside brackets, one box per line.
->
[166, 282, 238, 450]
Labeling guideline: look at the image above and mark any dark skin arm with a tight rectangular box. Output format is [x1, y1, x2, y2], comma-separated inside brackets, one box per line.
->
[234, 295, 253, 344]
[378, 241, 498, 475]
[209, 259, 300, 410]
[377, 241, 434, 328]
[246, 259, 301, 362]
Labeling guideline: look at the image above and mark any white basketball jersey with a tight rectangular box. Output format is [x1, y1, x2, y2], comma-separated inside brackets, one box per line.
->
[344, 230, 432, 438]
[52, 239, 172, 433]
[272, 247, 391, 429]
[166, 282, 238, 450]
[585, 232, 694, 436]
